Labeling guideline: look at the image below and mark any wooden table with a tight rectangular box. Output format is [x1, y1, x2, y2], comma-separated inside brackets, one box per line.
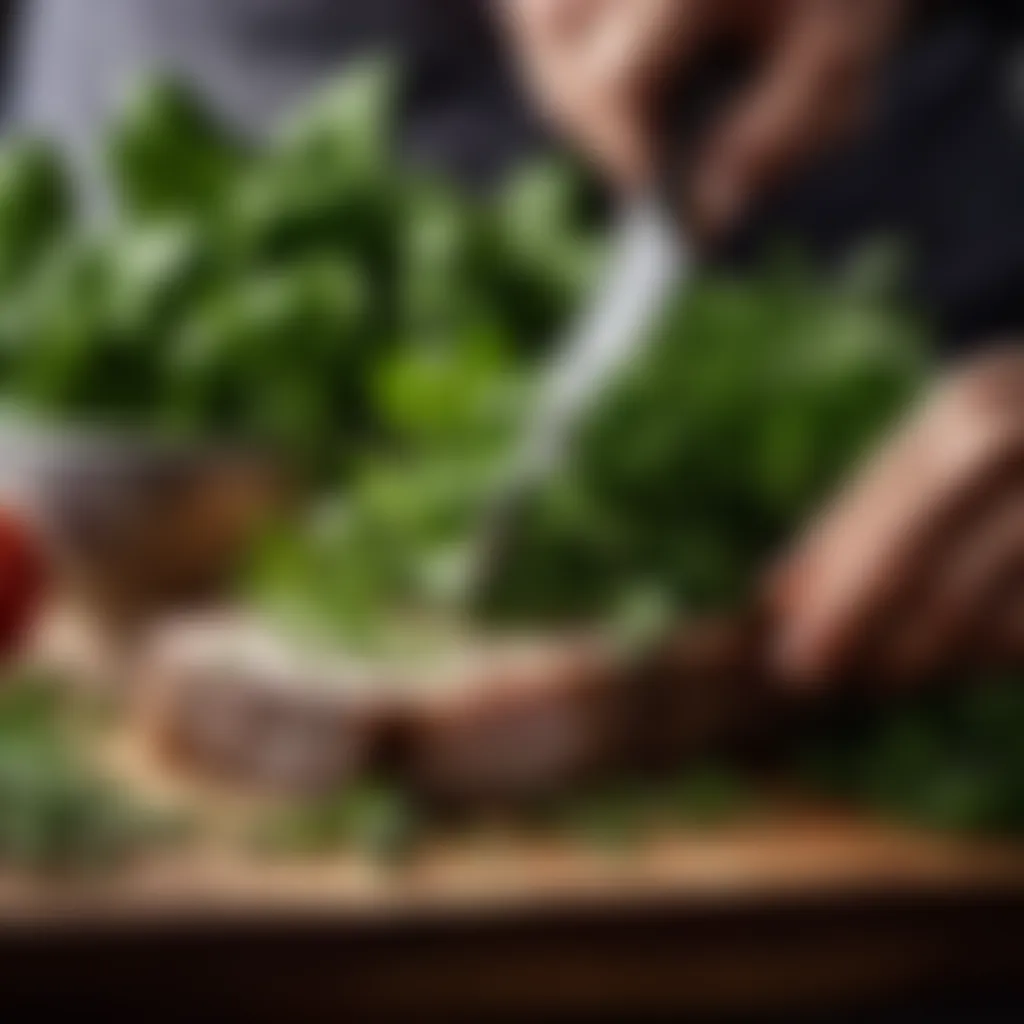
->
[0, 813, 1021, 1018]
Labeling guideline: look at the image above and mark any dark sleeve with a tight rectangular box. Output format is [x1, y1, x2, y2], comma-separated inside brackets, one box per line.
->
[0, 0, 22, 115]
[906, 22, 1024, 351]
[399, 0, 544, 186]
[922, 1, 1024, 36]
[721, 9, 1024, 354]
[915, 116, 1024, 350]
[981, 0, 1024, 32]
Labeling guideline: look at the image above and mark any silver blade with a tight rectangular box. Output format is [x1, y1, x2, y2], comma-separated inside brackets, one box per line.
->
[514, 197, 690, 487]
[463, 197, 690, 606]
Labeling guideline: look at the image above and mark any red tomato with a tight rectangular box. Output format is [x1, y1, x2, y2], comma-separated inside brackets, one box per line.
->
[0, 508, 46, 658]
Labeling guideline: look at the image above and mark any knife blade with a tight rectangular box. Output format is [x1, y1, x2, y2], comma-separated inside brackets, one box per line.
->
[462, 197, 690, 608]
[460, 49, 748, 610]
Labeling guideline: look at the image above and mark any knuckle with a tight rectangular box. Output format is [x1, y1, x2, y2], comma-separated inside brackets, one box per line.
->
[929, 385, 1024, 482]
[950, 348, 1024, 407]
[943, 420, 1024, 499]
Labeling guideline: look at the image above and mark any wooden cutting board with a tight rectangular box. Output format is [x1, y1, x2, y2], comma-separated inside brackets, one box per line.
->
[5, 612, 1023, 1016]
[0, 813, 1021, 1018]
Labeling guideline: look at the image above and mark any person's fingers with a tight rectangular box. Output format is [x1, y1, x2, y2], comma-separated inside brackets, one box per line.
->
[770, 351, 1024, 616]
[555, 92, 660, 189]
[867, 482, 1024, 684]
[507, 0, 598, 47]
[763, 391, 929, 632]
[772, 360, 1024, 689]
[503, 0, 717, 188]
[690, 0, 906, 237]
[566, 0, 715, 187]
[582, 0, 696, 97]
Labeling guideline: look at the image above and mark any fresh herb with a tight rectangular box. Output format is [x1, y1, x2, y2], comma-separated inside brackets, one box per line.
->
[799, 676, 1024, 835]
[0, 672, 185, 871]
[485, 254, 928, 623]
[252, 780, 422, 864]
[0, 61, 597, 484]
[247, 248, 929, 641]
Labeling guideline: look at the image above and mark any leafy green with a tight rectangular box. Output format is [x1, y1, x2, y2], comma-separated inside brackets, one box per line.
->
[247, 250, 929, 640]
[0, 673, 184, 871]
[485, 258, 928, 623]
[512, 764, 751, 851]
[108, 77, 244, 218]
[252, 780, 421, 863]
[0, 62, 597, 483]
[0, 140, 72, 288]
[801, 676, 1024, 835]
[252, 766, 750, 861]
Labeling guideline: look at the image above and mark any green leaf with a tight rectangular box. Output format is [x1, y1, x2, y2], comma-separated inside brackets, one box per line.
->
[108, 78, 243, 217]
[0, 139, 72, 286]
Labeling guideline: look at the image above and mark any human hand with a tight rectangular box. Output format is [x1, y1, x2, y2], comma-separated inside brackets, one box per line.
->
[767, 348, 1024, 690]
[501, 0, 906, 236]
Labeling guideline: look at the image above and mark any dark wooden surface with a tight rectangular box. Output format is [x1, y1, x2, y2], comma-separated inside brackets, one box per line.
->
[0, 815, 1021, 1019]
[0, 889, 1022, 1019]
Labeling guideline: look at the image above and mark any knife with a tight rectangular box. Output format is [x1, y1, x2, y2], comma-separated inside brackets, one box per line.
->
[461, 55, 746, 610]
[460, 194, 689, 607]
